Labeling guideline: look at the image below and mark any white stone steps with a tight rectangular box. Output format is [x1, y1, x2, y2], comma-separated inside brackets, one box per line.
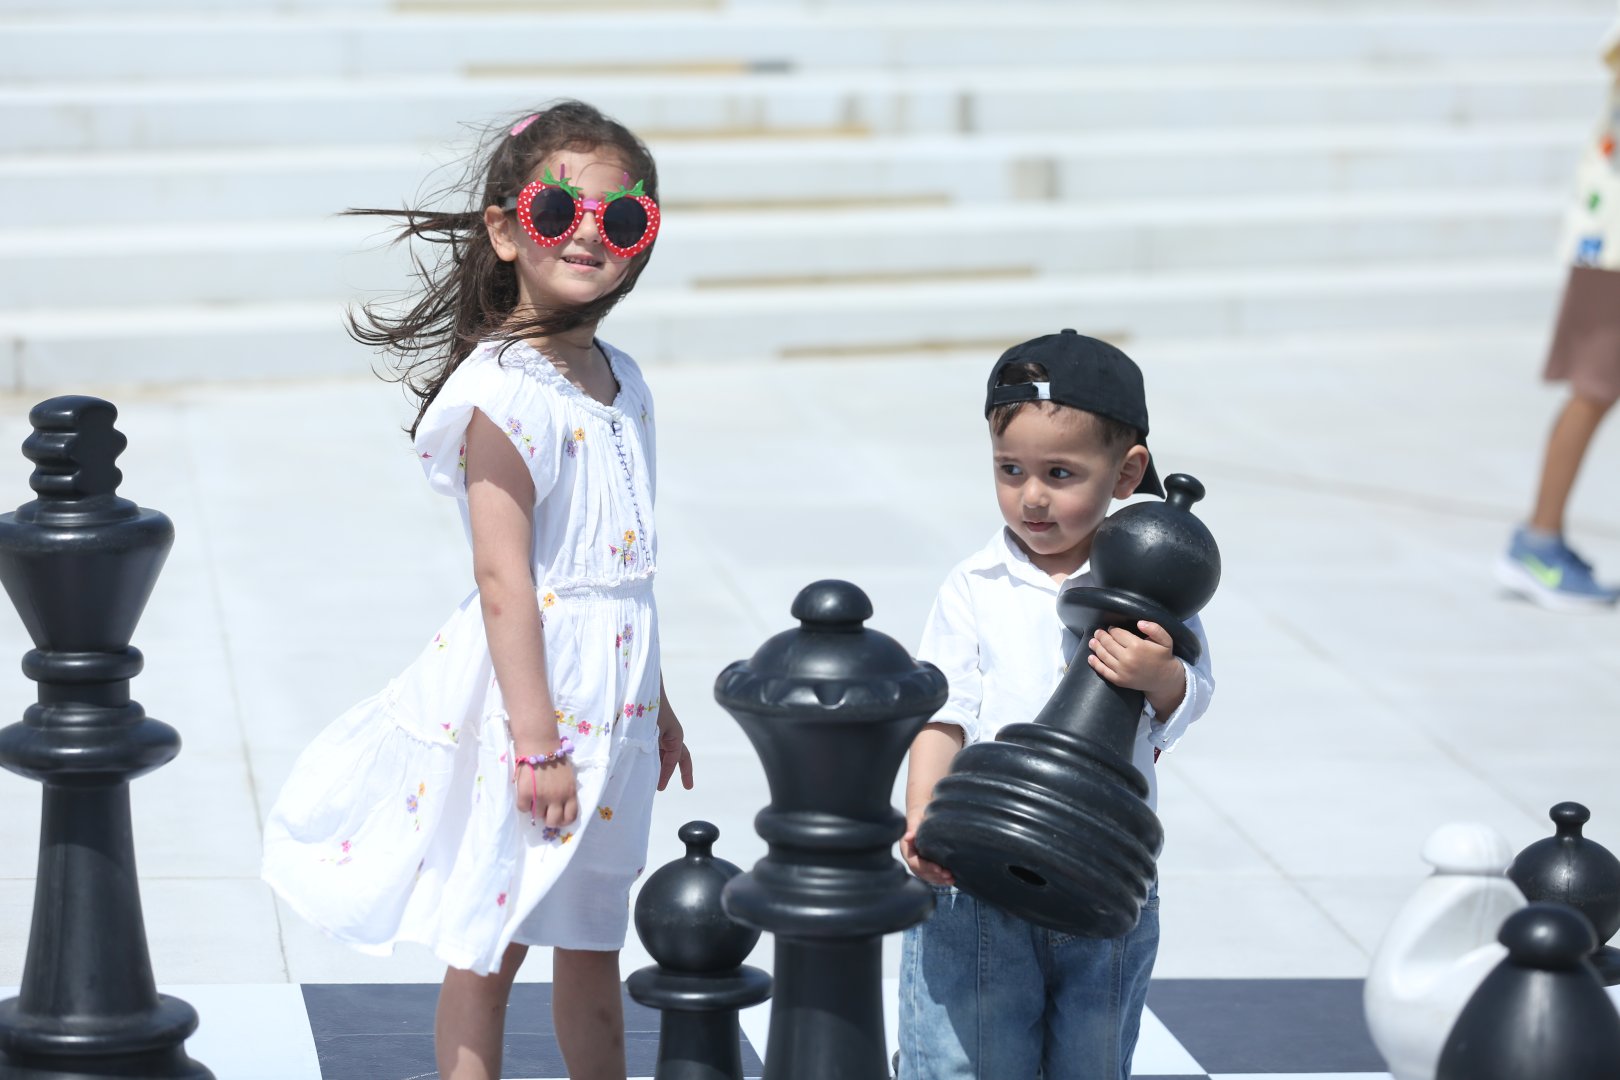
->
[0, 126, 1587, 229]
[0, 191, 1566, 308]
[1, 63, 1605, 153]
[0, 260, 1559, 392]
[0, 12, 1611, 84]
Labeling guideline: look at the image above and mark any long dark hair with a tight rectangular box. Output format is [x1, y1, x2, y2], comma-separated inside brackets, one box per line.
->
[346, 99, 659, 437]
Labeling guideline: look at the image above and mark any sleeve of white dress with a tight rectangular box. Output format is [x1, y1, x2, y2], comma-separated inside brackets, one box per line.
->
[916, 569, 984, 745]
[413, 351, 560, 507]
[1145, 611, 1214, 754]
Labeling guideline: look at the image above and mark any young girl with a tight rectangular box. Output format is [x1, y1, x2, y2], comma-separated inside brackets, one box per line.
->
[261, 99, 693, 1080]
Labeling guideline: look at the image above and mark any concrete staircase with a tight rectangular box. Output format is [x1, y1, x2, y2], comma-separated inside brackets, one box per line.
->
[1, 0, 1613, 390]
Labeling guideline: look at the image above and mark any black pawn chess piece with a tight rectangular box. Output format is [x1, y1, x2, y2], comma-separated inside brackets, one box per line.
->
[1435, 903, 1620, 1079]
[1509, 802, 1620, 985]
[914, 473, 1219, 938]
[716, 581, 947, 1080]
[0, 397, 211, 1078]
[628, 821, 772, 1080]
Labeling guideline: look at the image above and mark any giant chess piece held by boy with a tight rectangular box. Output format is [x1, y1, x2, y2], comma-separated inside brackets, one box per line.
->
[1435, 903, 1620, 1079]
[716, 581, 947, 1080]
[1508, 801, 1620, 985]
[0, 397, 211, 1078]
[628, 821, 772, 1080]
[914, 473, 1219, 938]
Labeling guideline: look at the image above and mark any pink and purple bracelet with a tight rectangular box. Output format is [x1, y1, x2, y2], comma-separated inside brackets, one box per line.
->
[515, 737, 574, 770]
[516, 737, 575, 825]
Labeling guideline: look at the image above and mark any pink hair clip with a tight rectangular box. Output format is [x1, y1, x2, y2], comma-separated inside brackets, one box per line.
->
[510, 113, 539, 137]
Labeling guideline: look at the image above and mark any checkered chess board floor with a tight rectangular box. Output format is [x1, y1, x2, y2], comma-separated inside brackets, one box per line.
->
[148, 978, 1402, 1079]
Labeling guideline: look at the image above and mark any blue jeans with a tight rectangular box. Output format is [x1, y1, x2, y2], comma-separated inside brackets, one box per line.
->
[898, 886, 1160, 1080]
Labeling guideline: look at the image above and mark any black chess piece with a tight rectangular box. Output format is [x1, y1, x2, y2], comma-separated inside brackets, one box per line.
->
[1508, 802, 1620, 986]
[1435, 903, 1620, 1079]
[628, 821, 772, 1080]
[716, 581, 947, 1080]
[0, 398, 211, 1078]
[914, 474, 1219, 938]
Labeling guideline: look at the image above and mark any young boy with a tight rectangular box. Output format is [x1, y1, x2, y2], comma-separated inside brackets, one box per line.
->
[897, 330, 1215, 1080]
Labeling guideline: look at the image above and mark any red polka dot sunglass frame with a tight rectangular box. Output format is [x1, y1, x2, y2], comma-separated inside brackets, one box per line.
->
[500, 170, 661, 260]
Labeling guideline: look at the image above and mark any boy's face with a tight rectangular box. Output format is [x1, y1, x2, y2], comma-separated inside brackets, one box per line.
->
[991, 405, 1147, 578]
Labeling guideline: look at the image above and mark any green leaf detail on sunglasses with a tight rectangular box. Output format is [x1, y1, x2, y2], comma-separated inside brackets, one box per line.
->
[602, 179, 646, 205]
[541, 167, 583, 200]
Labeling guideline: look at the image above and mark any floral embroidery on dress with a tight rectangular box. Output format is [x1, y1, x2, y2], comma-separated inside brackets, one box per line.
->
[440, 721, 459, 743]
[542, 592, 556, 608]
[575, 718, 592, 736]
[564, 427, 585, 458]
[615, 623, 635, 668]
[622, 698, 658, 720]
[505, 417, 537, 459]
[319, 838, 354, 866]
[497, 892, 507, 907]
[609, 529, 637, 567]
[458, 443, 467, 471]
[433, 633, 448, 652]
[406, 782, 426, 831]
[598, 806, 614, 821]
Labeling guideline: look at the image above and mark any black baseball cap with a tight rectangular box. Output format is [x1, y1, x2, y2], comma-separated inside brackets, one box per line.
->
[984, 329, 1164, 498]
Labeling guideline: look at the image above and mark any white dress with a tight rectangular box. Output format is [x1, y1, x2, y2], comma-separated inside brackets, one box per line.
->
[262, 338, 662, 976]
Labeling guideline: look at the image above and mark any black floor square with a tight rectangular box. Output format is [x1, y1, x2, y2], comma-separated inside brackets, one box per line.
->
[1144, 978, 1384, 1075]
[302, 982, 762, 1079]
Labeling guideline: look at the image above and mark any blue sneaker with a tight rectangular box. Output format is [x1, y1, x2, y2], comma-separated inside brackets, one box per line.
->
[1497, 528, 1620, 611]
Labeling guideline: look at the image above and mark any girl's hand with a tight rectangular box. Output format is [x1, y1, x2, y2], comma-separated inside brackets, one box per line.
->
[901, 816, 954, 887]
[655, 701, 694, 792]
[1088, 621, 1185, 712]
[514, 757, 579, 828]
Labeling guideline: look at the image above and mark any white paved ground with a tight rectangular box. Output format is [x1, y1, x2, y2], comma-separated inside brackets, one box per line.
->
[0, 321, 1616, 1003]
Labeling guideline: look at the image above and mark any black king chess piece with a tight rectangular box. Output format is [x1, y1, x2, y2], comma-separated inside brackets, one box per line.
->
[628, 821, 772, 1080]
[914, 473, 1219, 938]
[716, 581, 947, 1080]
[1509, 801, 1620, 986]
[0, 398, 210, 1078]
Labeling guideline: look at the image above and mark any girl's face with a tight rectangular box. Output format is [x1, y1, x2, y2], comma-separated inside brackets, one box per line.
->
[485, 148, 643, 314]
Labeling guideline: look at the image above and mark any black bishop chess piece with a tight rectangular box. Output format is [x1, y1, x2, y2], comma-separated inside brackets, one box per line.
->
[0, 397, 211, 1078]
[627, 821, 771, 1080]
[1508, 801, 1620, 986]
[914, 473, 1219, 938]
[1436, 902, 1620, 1080]
[716, 580, 947, 1080]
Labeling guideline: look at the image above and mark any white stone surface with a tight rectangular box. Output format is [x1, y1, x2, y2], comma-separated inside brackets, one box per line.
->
[0, 325, 1613, 988]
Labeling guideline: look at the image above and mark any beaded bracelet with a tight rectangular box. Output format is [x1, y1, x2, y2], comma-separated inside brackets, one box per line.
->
[516, 737, 575, 826]
[515, 737, 574, 770]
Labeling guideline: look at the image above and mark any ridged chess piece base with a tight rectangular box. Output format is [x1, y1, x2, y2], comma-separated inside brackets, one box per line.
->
[916, 724, 1162, 938]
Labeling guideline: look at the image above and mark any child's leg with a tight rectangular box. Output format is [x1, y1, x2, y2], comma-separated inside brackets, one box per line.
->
[435, 942, 529, 1080]
[552, 946, 626, 1080]
[898, 886, 1043, 1079]
[1041, 892, 1160, 1080]
[1529, 392, 1613, 534]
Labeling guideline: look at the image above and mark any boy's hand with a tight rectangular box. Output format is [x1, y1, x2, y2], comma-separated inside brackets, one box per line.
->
[901, 818, 955, 887]
[655, 700, 694, 792]
[1088, 621, 1185, 712]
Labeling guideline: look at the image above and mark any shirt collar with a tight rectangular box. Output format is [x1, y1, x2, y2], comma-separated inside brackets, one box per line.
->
[969, 527, 1093, 594]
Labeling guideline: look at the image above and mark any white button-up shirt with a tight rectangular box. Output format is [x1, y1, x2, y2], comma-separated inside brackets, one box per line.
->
[919, 529, 1215, 810]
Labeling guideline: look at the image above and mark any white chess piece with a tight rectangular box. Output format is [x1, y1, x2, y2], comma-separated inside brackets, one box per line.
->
[1364, 823, 1527, 1080]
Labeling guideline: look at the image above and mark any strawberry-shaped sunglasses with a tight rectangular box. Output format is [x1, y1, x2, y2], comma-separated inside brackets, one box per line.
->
[500, 166, 660, 259]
